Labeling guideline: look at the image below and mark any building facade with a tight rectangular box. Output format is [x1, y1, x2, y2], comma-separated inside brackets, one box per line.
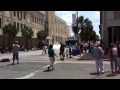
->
[0, 11, 45, 47]
[100, 11, 120, 47]
[46, 11, 68, 44]
[0, 11, 68, 47]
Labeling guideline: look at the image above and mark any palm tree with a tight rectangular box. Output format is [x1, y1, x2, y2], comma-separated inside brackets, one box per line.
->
[84, 19, 93, 41]
[90, 31, 99, 41]
[21, 26, 34, 50]
[2, 24, 19, 52]
[72, 26, 78, 36]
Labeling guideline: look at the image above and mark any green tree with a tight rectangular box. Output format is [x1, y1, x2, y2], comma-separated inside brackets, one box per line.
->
[37, 30, 48, 42]
[77, 17, 93, 42]
[72, 26, 78, 36]
[72, 16, 84, 36]
[95, 35, 99, 41]
[77, 16, 98, 52]
[2, 24, 19, 52]
[90, 31, 96, 41]
[21, 26, 34, 50]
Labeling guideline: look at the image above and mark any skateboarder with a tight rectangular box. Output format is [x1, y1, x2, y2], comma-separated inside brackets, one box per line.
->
[48, 44, 58, 70]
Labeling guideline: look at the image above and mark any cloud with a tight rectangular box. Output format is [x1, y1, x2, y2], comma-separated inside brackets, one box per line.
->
[55, 11, 100, 36]
[93, 11, 100, 20]
[55, 11, 73, 25]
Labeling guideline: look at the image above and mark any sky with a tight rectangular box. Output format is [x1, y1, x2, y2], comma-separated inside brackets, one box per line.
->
[55, 11, 100, 36]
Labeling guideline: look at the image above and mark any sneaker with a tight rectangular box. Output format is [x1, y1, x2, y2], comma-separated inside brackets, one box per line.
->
[52, 68, 55, 70]
[100, 72, 105, 74]
[97, 72, 100, 75]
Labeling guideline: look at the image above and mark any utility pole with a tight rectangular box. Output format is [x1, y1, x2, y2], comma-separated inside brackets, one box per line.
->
[76, 11, 79, 44]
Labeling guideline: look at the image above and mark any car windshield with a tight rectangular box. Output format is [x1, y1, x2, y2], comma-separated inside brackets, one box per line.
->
[66, 40, 77, 48]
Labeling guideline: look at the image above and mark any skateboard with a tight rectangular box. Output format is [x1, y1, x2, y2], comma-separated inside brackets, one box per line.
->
[43, 65, 54, 71]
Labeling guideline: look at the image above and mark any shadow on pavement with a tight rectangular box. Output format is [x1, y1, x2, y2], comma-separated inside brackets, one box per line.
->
[89, 72, 100, 75]
[39, 55, 47, 56]
[106, 74, 116, 77]
[6, 64, 16, 66]
[90, 71, 112, 79]
[43, 69, 53, 72]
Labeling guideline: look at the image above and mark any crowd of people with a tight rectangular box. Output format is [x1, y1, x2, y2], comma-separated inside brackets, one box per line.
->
[46, 41, 120, 74]
[2, 40, 120, 75]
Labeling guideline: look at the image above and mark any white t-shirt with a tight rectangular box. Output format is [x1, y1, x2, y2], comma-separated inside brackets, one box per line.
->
[112, 47, 117, 55]
[43, 46, 47, 50]
[66, 48, 69, 54]
[12, 44, 20, 54]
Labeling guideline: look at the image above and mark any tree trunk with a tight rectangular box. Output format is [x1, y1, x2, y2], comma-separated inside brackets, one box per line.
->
[10, 37, 13, 53]
[31, 38, 32, 48]
[8, 36, 10, 53]
[88, 40, 90, 53]
[26, 37, 27, 50]
[2, 35, 4, 47]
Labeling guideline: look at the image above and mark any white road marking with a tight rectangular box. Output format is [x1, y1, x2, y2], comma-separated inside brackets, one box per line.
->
[16, 70, 43, 79]
[15, 61, 61, 79]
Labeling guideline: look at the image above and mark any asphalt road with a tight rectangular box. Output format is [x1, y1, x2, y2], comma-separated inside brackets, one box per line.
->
[0, 45, 120, 79]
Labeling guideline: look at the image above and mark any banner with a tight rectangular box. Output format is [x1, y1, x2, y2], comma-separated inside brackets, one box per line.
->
[72, 14, 77, 26]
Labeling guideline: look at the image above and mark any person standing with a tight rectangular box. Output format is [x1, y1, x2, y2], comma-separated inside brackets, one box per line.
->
[69, 44, 72, 58]
[117, 42, 120, 73]
[48, 45, 58, 70]
[109, 44, 118, 75]
[59, 42, 65, 60]
[92, 44, 104, 74]
[42, 44, 47, 55]
[66, 47, 69, 59]
[12, 41, 20, 65]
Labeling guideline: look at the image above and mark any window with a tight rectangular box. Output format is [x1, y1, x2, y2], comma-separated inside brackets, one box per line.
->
[21, 11, 22, 19]
[41, 19, 43, 25]
[17, 11, 19, 18]
[14, 11, 16, 16]
[0, 18, 1, 28]
[37, 18, 38, 24]
[14, 21, 16, 28]
[114, 11, 120, 20]
[24, 12, 25, 19]
[21, 24, 23, 29]
[39, 19, 41, 25]
[56, 36, 57, 41]
[38, 18, 39, 24]
[38, 19, 40, 24]
[34, 17, 36, 23]
[17, 22, 19, 29]
[32, 16, 34, 22]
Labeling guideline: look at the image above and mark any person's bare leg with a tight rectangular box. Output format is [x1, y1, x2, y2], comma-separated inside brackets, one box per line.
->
[17, 60, 19, 64]
[12, 60, 15, 65]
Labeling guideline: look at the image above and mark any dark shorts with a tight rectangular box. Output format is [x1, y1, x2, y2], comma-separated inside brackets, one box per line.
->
[13, 53, 19, 61]
[59, 51, 64, 56]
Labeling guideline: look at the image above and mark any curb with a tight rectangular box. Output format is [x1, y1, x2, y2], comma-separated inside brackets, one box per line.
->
[79, 58, 109, 61]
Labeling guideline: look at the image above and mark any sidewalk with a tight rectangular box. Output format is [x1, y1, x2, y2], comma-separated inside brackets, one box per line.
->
[73, 53, 109, 61]
[0, 50, 43, 60]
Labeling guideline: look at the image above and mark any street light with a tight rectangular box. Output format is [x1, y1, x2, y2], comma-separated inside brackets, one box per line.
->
[76, 11, 79, 44]
[76, 11, 78, 32]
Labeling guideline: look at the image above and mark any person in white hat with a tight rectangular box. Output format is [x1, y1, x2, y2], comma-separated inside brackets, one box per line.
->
[92, 43, 104, 74]
[12, 41, 20, 65]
